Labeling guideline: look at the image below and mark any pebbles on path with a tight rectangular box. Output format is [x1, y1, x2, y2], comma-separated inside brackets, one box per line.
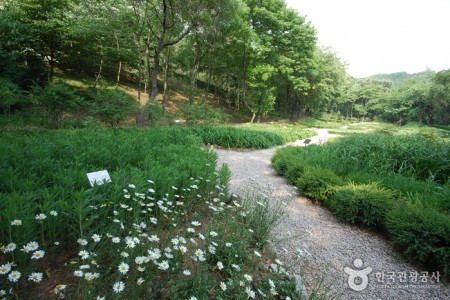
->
[215, 129, 449, 300]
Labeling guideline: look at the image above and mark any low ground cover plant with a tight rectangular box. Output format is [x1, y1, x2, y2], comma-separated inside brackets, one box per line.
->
[0, 128, 299, 299]
[189, 125, 313, 149]
[272, 132, 450, 276]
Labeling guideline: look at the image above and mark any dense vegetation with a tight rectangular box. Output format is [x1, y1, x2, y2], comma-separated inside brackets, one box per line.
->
[0, 0, 447, 128]
[0, 128, 302, 298]
[272, 132, 450, 276]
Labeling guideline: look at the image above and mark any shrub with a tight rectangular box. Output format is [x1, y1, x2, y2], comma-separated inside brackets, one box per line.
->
[189, 126, 284, 149]
[327, 183, 395, 230]
[30, 83, 82, 129]
[181, 101, 229, 125]
[0, 78, 22, 116]
[295, 167, 343, 202]
[285, 161, 308, 184]
[93, 89, 137, 126]
[271, 146, 305, 176]
[386, 204, 450, 276]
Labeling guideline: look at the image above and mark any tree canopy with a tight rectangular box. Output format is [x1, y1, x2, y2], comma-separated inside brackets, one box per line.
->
[0, 0, 448, 126]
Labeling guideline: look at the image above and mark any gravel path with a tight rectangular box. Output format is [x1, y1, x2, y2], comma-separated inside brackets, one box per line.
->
[215, 129, 449, 300]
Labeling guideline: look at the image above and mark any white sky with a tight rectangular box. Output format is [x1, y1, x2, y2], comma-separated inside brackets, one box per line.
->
[285, 0, 450, 78]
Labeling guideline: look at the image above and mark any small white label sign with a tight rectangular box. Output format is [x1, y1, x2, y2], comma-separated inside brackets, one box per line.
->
[87, 170, 112, 187]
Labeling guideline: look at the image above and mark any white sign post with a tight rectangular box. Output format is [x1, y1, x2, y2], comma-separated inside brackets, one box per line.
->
[87, 170, 112, 187]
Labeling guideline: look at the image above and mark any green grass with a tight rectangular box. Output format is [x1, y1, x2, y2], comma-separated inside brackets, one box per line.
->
[297, 118, 348, 129]
[189, 125, 314, 149]
[272, 132, 450, 276]
[0, 128, 299, 299]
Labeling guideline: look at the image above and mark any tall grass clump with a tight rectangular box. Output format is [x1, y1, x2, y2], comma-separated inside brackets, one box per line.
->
[327, 133, 450, 184]
[189, 125, 285, 149]
[239, 123, 314, 143]
[0, 127, 299, 298]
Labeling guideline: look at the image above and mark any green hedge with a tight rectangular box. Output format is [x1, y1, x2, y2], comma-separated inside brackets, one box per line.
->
[295, 167, 343, 202]
[189, 126, 285, 149]
[327, 183, 395, 230]
[386, 204, 450, 276]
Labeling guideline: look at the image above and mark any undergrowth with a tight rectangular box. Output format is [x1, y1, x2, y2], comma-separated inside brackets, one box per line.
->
[272, 132, 450, 276]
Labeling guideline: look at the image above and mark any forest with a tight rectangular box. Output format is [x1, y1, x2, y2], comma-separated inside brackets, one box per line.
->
[0, 0, 448, 128]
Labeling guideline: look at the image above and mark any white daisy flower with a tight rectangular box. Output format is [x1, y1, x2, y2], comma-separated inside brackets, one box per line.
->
[137, 278, 145, 286]
[8, 271, 21, 282]
[245, 286, 256, 299]
[183, 269, 191, 276]
[118, 262, 129, 275]
[158, 260, 169, 271]
[31, 250, 45, 259]
[77, 238, 88, 246]
[73, 270, 83, 277]
[0, 264, 12, 274]
[219, 281, 227, 291]
[10, 219, 22, 226]
[35, 213, 47, 221]
[91, 234, 101, 242]
[78, 250, 89, 260]
[113, 281, 125, 293]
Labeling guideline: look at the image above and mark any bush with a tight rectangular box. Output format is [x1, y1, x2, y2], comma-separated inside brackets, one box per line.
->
[93, 89, 137, 126]
[0, 78, 22, 116]
[327, 183, 395, 230]
[285, 161, 308, 184]
[181, 101, 229, 125]
[271, 146, 305, 176]
[386, 204, 450, 276]
[189, 126, 284, 149]
[295, 167, 343, 202]
[31, 83, 82, 129]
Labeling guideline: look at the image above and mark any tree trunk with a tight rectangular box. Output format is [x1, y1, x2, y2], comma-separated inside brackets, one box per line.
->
[227, 71, 231, 107]
[189, 57, 199, 104]
[93, 59, 103, 89]
[115, 34, 121, 87]
[250, 112, 256, 123]
[162, 47, 171, 114]
[116, 61, 122, 87]
[236, 82, 240, 111]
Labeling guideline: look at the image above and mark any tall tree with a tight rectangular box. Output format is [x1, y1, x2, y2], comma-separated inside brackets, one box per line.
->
[134, 0, 220, 126]
[428, 69, 450, 124]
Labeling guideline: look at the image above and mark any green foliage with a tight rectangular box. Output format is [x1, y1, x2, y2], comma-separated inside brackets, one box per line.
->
[295, 167, 343, 202]
[30, 83, 82, 129]
[92, 89, 137, 126]
[241, 194, 283, 249]
[346, 172, 450, 213]
[273, 131, 450, 276]
[272, 146, 304, 176]
[0, 127, 298, 298]
[0, 78, 22, 115]
[329, 134, 450, 184]
[386, 204, 450, 276]
[327, 183, 395, 230]
[189, 125, 284, 149]
[181, 101, 229, 125]
[240, 124, 314, 143]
